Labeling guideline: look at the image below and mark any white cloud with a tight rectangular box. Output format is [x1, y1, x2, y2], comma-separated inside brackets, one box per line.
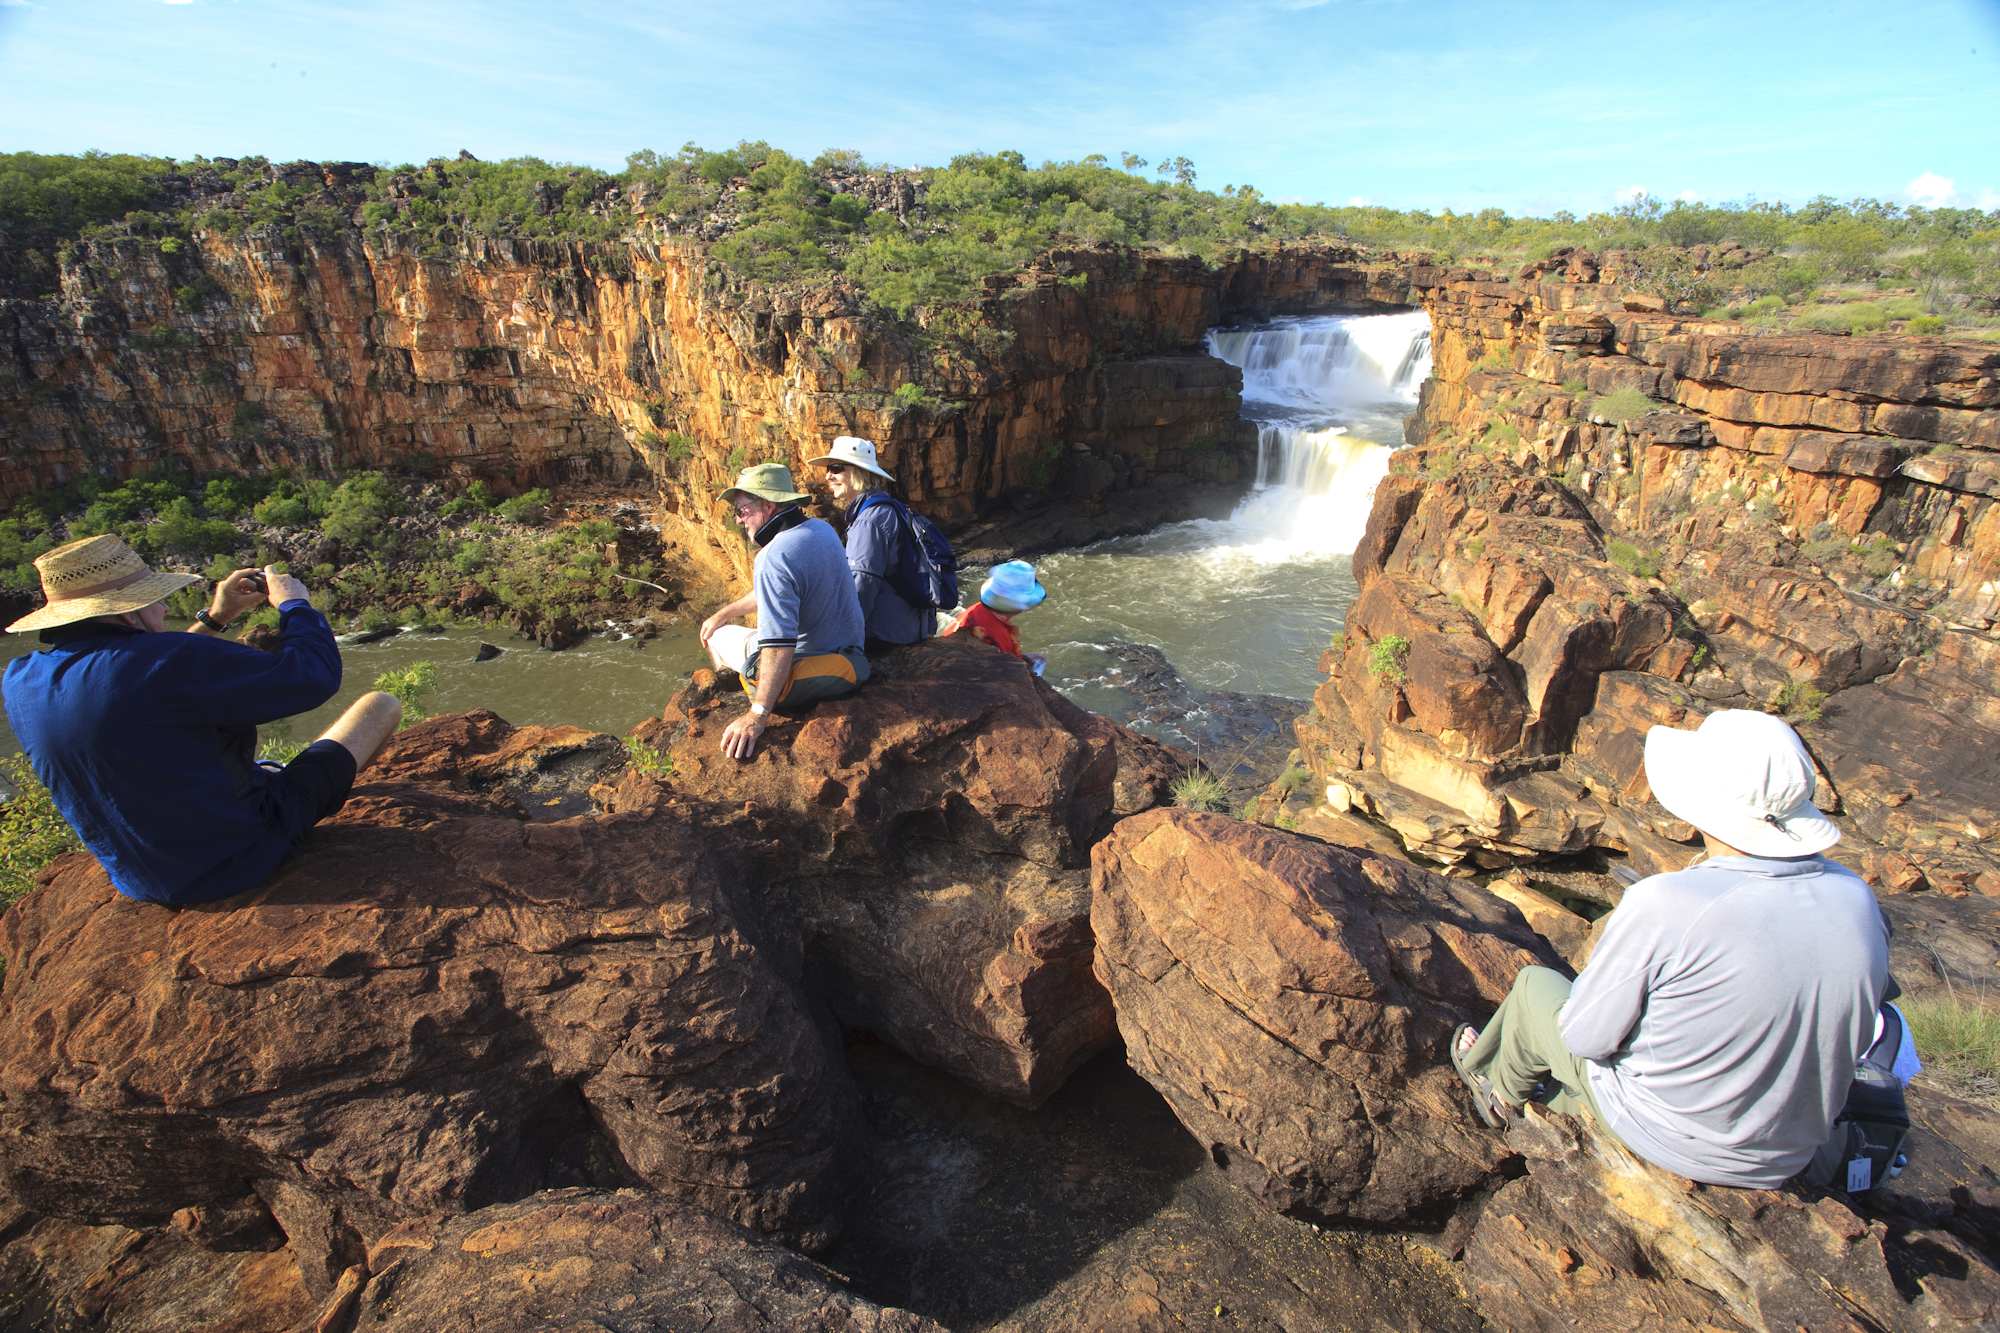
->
[1347, 195, 1370, 206]
[1616, 184, 1648, 202]
[0, 1, 30, 8]
[1676, 189, 1701, 202]
[1975, 187, 1999, 211]
[1906, 171, 1956, 206]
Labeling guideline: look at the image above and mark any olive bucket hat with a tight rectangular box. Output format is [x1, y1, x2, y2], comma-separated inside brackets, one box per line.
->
[718, 463, 811, 507]
[6, 534, 200, 634]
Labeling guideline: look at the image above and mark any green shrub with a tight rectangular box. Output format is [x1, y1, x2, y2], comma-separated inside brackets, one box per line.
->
[1770, 680, 1827, 723]
[1170, 770, 1229, 813]
[661, 433, 697, 464]
[321, 474, 404, 553]
[1800, 537, 1849, 565]
[1560, 378, 1588, 395]
[623, 736, 676, 778]
[1605, 539, 1661, 579]
[1276, 766, 1314, 793]
[1589, 388, 1655, 423]
[1368, 634, 1411, 686]
[374, 660, 439, 726]
[1860, 536, 1901, 578]
[0, 753, 81, 909]
[1793, 303, 1888, 334]
[1907, 315, 1947, 335]
[496, 487, 551, 525]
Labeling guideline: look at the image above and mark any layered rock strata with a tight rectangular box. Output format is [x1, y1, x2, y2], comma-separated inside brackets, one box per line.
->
[1464, 1100, 2000, 1333]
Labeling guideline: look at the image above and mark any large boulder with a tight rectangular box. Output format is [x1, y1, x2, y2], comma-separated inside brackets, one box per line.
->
[1090, 809, 1564, 1223]
[635, 635, 1184, 1108]
[0, 715, 862, 1294]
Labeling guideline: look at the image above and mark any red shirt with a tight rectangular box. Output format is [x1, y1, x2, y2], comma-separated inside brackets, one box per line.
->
[944, 602, 1021, 657]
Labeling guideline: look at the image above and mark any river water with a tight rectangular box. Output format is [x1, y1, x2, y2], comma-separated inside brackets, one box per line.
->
[0, 311, 1429, 757]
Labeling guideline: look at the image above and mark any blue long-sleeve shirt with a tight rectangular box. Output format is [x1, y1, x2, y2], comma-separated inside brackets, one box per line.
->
[844, 494, 927, 646]
[3, 605, 342, 905]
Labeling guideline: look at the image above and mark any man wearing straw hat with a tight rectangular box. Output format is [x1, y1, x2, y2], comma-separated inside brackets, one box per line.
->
[698, 463, 868, 760]
[1449, 709, 1889, 1188]
[3, 534, 403, 907]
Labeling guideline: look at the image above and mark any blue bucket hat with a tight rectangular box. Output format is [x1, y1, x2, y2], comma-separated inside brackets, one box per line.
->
[981, 560, 1046, 614]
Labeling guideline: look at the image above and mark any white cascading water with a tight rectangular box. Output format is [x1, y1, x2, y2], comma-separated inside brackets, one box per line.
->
[1203, 309, 1432, 559]
[1028, 309, 1435, 701]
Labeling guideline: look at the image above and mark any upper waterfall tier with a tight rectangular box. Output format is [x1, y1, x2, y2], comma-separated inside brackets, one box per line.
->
[1207, 311, 1433, 417]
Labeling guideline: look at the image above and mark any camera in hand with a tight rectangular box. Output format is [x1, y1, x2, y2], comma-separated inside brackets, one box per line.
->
[242, 572, 268, 594]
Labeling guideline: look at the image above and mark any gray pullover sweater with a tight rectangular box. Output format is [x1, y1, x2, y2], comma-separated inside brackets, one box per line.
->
[1559, 853, 1889, 1188]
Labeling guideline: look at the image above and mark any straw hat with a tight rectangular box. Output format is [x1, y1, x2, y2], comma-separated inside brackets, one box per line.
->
[6, 534, 200, 634]
[804, 435, 896, 482]
[980, 560, 1047, 614]
[1644, 709, 1840, 858]
[718, 463, 811, 507]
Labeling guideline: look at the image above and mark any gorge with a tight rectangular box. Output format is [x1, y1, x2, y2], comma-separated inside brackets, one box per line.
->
[1, 165, 1998, 1332]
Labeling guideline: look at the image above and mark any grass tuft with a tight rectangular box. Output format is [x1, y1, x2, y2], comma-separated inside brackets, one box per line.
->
[1170, 770, 1230, 813]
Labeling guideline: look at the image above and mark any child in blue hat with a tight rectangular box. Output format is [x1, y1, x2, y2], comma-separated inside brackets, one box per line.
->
[943, 559, 1047, 675]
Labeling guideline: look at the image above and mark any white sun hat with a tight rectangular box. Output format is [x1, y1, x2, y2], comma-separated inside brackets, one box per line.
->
[1643, 709, 1840, 858]
[804, 435, 895, 482]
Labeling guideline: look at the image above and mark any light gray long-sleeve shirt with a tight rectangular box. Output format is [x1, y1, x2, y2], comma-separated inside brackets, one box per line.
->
[1559, 853, 1889, 1188]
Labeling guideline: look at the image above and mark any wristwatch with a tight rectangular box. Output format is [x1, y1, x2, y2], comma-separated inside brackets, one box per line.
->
[195, 609, 231, 633]
[749, 702, 769, 718]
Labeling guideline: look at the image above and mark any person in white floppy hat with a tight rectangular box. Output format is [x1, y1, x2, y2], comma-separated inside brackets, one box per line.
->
[1450, 708, 1889, 1189]
[804, 435, 932, 649]
[3, 534, 404, 907]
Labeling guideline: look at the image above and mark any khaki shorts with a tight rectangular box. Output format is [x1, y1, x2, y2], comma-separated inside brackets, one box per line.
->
[710, 626, 867, 707]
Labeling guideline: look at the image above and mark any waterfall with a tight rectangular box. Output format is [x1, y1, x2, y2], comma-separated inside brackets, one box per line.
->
[1200, 310, 1432, 558]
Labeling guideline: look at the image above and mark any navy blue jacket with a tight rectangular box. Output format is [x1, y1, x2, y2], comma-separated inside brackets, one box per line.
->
[3, 606, 342, 905]
[845, 494, 926, 646]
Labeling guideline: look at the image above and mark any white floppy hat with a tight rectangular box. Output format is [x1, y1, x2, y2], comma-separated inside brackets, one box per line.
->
[1643, 709, 1840, 858]
[804, 435, 895, 482]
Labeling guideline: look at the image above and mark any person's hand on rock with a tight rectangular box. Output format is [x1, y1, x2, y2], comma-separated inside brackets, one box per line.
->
[720, 711, 766, 760]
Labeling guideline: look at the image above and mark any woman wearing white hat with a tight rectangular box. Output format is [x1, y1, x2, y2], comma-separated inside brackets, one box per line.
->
[804, 436, 929, 649]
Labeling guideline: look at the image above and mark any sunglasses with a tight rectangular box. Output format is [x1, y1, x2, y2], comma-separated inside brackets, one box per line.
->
[824, 465, 848, 477]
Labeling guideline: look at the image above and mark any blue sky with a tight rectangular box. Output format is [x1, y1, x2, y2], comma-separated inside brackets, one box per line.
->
[2, 0, 1996, 216]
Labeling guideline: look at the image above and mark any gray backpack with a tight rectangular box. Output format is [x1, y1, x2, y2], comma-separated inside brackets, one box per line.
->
[1803, 1004, 1910, 1194]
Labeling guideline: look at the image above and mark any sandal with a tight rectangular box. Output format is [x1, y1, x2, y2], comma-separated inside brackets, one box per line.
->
[1451, 1023, 1508, 1129]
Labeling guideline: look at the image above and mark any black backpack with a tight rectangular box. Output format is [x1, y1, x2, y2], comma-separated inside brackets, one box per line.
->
[1804, 1003, 1911, 1194]
[855, 493, 959, 612]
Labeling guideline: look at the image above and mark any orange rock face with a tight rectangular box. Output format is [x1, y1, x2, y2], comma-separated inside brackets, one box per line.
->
[1092, 809, 1561, 1222]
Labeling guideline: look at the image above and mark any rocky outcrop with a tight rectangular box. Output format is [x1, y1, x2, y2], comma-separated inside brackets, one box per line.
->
[1090, 809, 1562, 1223]
[631, 634, 1185, 1107]
[1464, 1101, 2000, 1333]
[0, 716, 863, 1281]
[301, 1189, 944, 1333]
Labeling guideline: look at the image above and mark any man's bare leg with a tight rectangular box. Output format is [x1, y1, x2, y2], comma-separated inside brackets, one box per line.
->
[317, 691, 403, 771]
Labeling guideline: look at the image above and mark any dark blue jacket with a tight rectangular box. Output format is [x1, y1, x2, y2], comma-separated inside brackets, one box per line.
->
[845, 493, 926, 646]
[3, 606, 342, 905]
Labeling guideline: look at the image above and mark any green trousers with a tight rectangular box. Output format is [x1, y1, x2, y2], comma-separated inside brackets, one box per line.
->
[1465, 966, 1621, 1136]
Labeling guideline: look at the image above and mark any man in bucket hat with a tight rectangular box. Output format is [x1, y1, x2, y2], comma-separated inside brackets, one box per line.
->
[699, 463, 868, 759]
[1450, 708, 1889, 1188]
[3, 534, 403, 907]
